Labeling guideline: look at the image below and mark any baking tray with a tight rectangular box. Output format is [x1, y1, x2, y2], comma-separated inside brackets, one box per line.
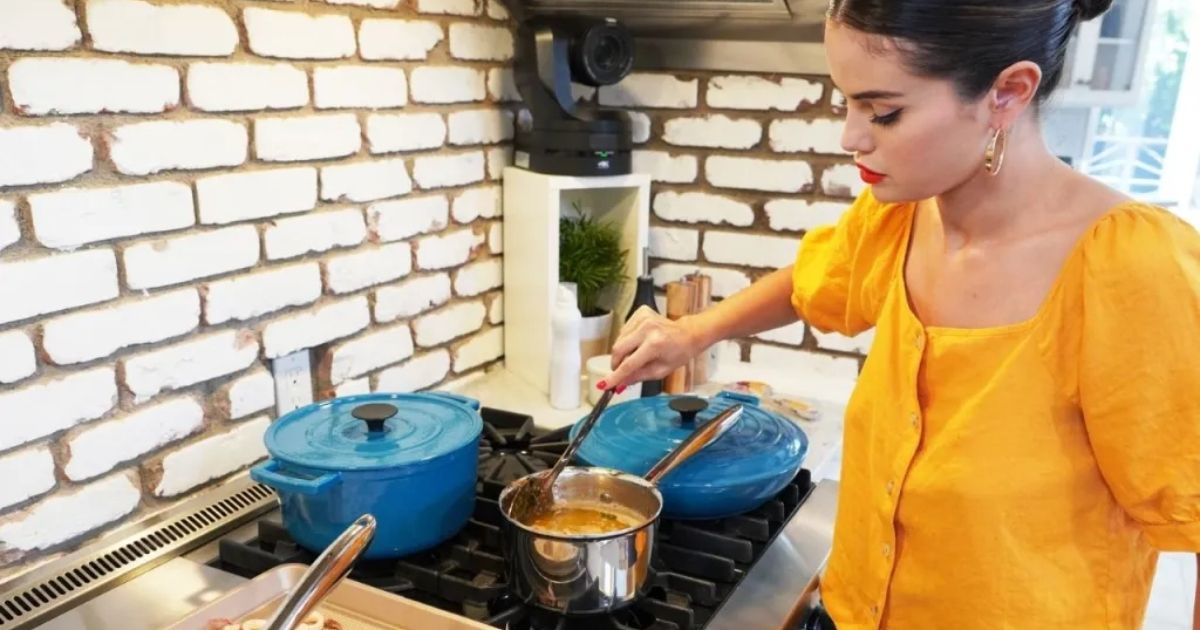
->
[164, 564, 497, 630]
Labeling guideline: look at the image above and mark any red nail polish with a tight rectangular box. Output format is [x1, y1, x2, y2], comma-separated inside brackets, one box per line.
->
[597, 380, 608, 390]
[616, 385, 627, 394]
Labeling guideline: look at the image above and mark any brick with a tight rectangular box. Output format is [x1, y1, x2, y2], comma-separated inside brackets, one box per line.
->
[414, 301, 486, 346]
[707, 76, 824, 111]
[87, 0, 237, 56]
[367, 113, 447, 154]
[487, 0, 509, 20]
[368, 195, 449, 242]
[110, 120, 247, 176]
[188, 63, 308, 112]
[374, 274, 452, 322]
[243, 7, 355, 59]
[155, 417, 269, 497]
[359, 19, 443, 61]
[814, 328, 875, 354]
[706, 156, 813, 193]
[0, 123, 92, 188]
[627, 112, 651, 144]
[488, 294, 503, 324]
[770, 119, 848, 155]
[314, 66, 408, 110]
[449, 23, 513, 61]
[764, 200, 846, 232]
[663, 115, 762, 150]
[0, 200, 18, 252]
[0, 472, 140, 556]
[197, 167, 317, 225]
[454, 259, 502, 296]
[0, 0, 81, 51]
[265, 208, 366, 260]
[649, 226, 699, 262]
[416, 228, 479, 270]
[29, 182, 194, 250]
[124, 330, 259, 402]
[219, 368, 275, 419]
[263, 296, 370, 358]
[376, 350, 450, 392]
[413, 152, 485, 189]
[204, 263, 322, 325]
[410, 67, 486, 104]
[488, 68, 520, 102]
[43, 289, 201, 365]
[416, 0, 480, 15]
[64, 396, 204, 481]
[756, 320, 807, 346]
[632, 150, 697, 184]
[322, 0, 400, 7]
[256, 114, 362, 163]
[327, 324, 413, 385]
[124, 226, 260, 290]
[0, 331, 37, 384]
[335, 378, 371, 397]
[831, 88, 847, 113]
[749, 344, 860, 382]
[320, 159, 412, 204]
[0, 250, 118, 326]
[325, 243, 413, 294]
[598, 73, 698, 109]
[703, 231, 798, 269]
[451, 186, 501, 223]
[822, 163, 866, 199]
[0, 367, 117, 452]
[0, 445, 55, 511]
[487, 147, 512, 180]
[488, 222, 502, 254]
[448, 109, 515, 146]
[454, 326, 502, 372]
[9, 58, 178, 115]
[652, 263, 749, 299]
[653, 191, 753, 227]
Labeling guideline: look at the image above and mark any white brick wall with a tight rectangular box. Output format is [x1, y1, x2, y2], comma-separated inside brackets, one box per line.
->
[632, 150, 698, 184]
[0, 368, 117, 452]
[653, 191, 754, 227]
[243, 8, 356, 60]
[265, 209, 366, 260]
[487, 68, 520, 102]
[369, 195, 449, 242]
[627, 112, 652, 144]
[448, 110, 515, 146]
[0, 446, 56, 511]
[416, 0, 480, 16]
[410, 67, 486, 104]
[9, 58, 179, 115]
[448, 23, 513, 61]
[43, 289, 201, 365]
[748, 343, 860, 382]
[220, 369, 276, 420]
[813, 329, 875, 354]
[326, 324, 414, 385]
[204, 263, 322, 325]
[454, 259, 502, 296]
[769, 119, 848, 155]
[756, 320, 808, 346]
[706, 156, 813, 193]
[487, 147, 512, 180]
[110, 120, 248, 176]
[0, 124, 92, 188]
[649, 226, 700, 262]
[154, 417, 269, 497]
[451, 186, 501, 223]
[314, 66, 408, 109]
[0, 331, 37, 385]
[376, 350, 450, 392]
[486, 0, 509, 19]
[64, 396, 205, 481]
[124, 226, 260, 290]
[321, 159, 413, 203]
[663, 115, 762, 150]
[367, 113, 447, 153]
[197, 167, 317, 225]
[416, 229, 478, 270]
[652, 263, 750, 299]
[764, 200, 847, 232]
[413, 301, 486, 346]
[87, 0, 238, 56]
[374, 274, 452, 322]
[335, 378, 371, 397]
[29, 182, 195, 250]
[262, 297, 370, 358]
[188, 63, 309, 112]
[0, 0, 81, 51]
[255, 114, 362, 162]
[325, 243, 413, 294]
[489, 295, 504, 324]
[123, 330, 259, 402]
[413, 152, 485, 189]
[703, 231, 798, 269]
[325, 0, 401, 7]
[0, 472, 140, 555]
[359, 19, 443, 60]
[489, 222, 502, 254]
[706, 76, 824, 111]
[599, 74, 698, 109]
[0, 250, 118, 326]
[0, 200, 19, 252]
[453, 326, 502, 372]
[821, 163, 867, 199]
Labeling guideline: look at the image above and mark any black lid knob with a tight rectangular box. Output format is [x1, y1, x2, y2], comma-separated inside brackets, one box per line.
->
[669, 396, 708, 425]
[352, 403, 398, 433]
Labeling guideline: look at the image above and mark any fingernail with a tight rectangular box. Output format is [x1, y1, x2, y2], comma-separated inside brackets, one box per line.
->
[597, 380, 608, 390]
[616, 385, 627, 394]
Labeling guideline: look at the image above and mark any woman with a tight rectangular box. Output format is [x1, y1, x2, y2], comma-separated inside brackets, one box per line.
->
[600, 0, 1200, 627]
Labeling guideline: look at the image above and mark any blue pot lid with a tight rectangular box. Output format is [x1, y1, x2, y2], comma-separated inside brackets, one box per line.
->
[571, 391, 808, 489]
[263, 392, 482, 472]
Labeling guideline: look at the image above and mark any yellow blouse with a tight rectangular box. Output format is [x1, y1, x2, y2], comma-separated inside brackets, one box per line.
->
[791, 190, 1200, 629]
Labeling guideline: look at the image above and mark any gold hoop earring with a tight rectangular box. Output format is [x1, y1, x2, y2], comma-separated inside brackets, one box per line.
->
[984, 127, 1008, 176]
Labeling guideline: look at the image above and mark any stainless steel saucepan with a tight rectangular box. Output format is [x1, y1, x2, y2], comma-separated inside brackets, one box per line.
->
[497, 404, 744, 615]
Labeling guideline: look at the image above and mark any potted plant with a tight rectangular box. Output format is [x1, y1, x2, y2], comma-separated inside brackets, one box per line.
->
[560, 202, 628, 365]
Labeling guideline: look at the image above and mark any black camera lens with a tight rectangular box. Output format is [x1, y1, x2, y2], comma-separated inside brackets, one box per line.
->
[569, 21, 634, 87]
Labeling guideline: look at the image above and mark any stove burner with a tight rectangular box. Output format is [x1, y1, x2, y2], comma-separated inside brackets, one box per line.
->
[477, 407, 571, 490]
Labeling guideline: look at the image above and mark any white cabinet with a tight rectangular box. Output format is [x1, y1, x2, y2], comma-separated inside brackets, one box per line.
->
[1057, 0, 1157, 107]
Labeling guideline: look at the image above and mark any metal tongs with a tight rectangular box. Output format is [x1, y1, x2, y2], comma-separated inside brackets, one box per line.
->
[264, 514, 377, 630]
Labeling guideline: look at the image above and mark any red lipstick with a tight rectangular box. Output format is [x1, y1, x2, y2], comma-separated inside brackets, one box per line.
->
[857, 163, 886, 184]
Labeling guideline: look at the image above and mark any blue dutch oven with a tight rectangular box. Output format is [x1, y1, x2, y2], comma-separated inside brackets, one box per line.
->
[250, 391, 482, 559]
[571, 391, 808, 519]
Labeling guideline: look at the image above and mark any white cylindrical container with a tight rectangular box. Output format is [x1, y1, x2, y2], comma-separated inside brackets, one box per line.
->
[549, 285, 583, 410]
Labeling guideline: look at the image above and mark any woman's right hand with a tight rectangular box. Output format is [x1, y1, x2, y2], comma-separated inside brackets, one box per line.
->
[602, 306, 707, 390]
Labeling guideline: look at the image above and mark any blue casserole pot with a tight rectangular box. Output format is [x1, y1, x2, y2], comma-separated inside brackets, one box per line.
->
[251, 391, 482, 559]
[571, 391, 808, 519]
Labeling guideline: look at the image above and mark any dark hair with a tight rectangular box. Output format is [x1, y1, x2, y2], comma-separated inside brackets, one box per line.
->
[827, 0, 1114, 103]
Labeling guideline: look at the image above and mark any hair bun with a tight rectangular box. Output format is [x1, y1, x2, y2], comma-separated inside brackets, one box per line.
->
[1075, 0, 1114, 21]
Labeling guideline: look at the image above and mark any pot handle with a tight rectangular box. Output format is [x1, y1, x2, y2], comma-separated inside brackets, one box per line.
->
[251, 460, 341, 496]
[425, 391, 482, 410]
[716, 390, 760, 406]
